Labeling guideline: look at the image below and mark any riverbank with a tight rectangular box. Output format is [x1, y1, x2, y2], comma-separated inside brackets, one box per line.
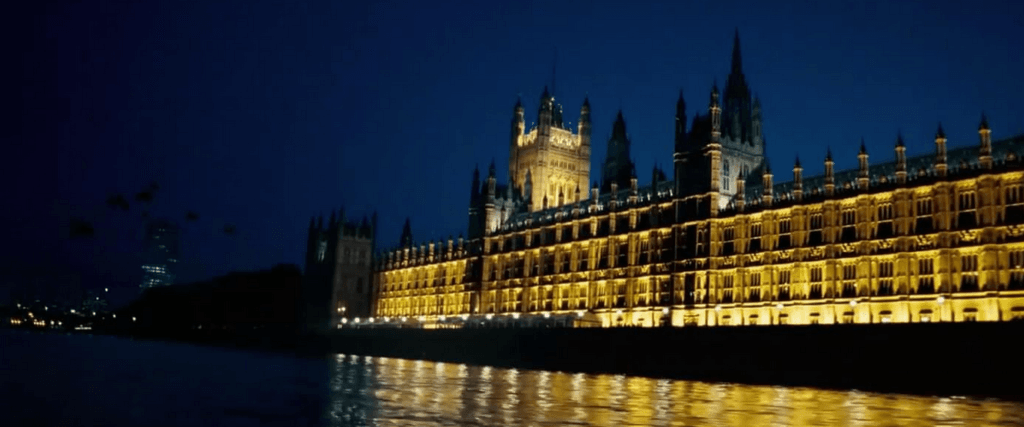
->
[12, 321, 1022, 399]
[322, 322, 1024, 399]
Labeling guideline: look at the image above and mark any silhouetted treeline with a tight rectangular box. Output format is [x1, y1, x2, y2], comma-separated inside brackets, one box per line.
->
[120, 264, 303, 335]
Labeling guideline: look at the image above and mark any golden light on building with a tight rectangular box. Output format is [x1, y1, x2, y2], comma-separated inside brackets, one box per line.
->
[368, 34, 1024, 329]
[374, 121, 1024, 328]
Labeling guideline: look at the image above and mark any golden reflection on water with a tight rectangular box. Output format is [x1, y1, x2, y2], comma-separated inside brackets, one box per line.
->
[327, 354, 1024, 426]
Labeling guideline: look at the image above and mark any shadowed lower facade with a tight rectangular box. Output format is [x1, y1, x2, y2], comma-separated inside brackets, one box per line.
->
[368, 33, 1024, 329]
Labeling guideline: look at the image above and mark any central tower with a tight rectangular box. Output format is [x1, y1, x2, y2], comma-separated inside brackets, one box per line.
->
[509, 87, 591, 211]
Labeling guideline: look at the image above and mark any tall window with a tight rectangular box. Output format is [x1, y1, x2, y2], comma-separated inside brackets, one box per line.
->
[810, 267, 823, 299]
[722, 160, 731, 191]
[809, 213, 824, 246]
[917, 198, 934, 233]
[878, 261, 894, 295]
[778, 270, 791, 300]
[841, 209, 856, 241]
[960, 254, 979, 291]
[917, 258, 935, 293]
[749, 273, 762, 302]
[722, 276, 734, 303]
[842, 264, 857, 297]
[958, 192, 978, 229]
[877, 204, 894, 238]
[1011, 250, 1024, 290]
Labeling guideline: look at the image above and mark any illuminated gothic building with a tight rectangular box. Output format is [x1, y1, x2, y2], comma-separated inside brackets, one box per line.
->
[303, 210, 376, 331]
[369, 32, 1024, 328]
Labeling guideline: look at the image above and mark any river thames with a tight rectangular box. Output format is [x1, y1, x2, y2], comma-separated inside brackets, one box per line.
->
[3, 330, 1022, 426]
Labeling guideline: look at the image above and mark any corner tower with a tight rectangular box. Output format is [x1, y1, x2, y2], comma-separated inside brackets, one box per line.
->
[509, 88, 592, 212]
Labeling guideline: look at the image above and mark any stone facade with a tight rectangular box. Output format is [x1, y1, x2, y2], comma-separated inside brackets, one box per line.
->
[369, 32, 1024, 329]
[303, 210, 376, 331]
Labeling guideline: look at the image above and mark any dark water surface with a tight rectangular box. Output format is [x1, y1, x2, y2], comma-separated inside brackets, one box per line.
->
[2, 330, 1022, 426]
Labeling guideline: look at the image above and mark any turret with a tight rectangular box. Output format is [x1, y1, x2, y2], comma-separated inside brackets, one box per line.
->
[674, 90, 687, 152]
[979, 113, 992, 169]
[858, 139, 869, 191]
[602, 110, 636, 192]
[895, 133, 907, 184]
[579, 96, 592, 147]
[558, 188, 565, 207]
[793, 157, 803, 202]
[538, 86, 553, 135]
[935, 124, 948, 177]
[399, 218, 413, 248]
[590, 182, 600, 213]
[470, 165, 480, 201]
[510, 97, 524, 146]
[761, 161, 773, 207]
[487, 160, 497, 199]
[824, 149, 835, 197]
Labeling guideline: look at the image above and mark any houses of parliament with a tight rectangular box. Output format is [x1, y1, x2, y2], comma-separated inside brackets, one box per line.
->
[364, 32, 1024, 329]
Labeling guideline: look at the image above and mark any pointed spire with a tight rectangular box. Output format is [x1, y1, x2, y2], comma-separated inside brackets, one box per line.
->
[826, 147, 833, 162]
[582, 94, 590, 109]
[400, 218, 413, 248]
[730, 28, 743, 75]
[488, 159, 496, 177]
[936, 123, 946, 139]
[612, 110, 627, 137]
[794, 155, 801, 168]
[896, 131, 905, 147]
[514, 95, 522, 110]
[859, 138, 867, 155]
[540, 85, 550, 101]
[979, 112, 993, 169]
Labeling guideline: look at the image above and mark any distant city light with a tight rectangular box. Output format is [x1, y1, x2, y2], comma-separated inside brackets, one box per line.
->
[132, 317, 136, 322]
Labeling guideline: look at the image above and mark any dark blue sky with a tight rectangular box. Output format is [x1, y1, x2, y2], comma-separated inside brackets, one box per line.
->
[8, 0, 1024, 300]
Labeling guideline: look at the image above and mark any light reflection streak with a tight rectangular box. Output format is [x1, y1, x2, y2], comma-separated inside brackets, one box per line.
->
[324, 358, 1024, 427]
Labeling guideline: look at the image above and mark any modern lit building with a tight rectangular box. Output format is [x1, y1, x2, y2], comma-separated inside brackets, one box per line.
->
[370, 32, 1024, 328]
[140, 218, 179, 289]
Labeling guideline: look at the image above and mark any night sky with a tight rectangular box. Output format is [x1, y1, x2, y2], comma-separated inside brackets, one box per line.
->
[9, 0, 1024, 304]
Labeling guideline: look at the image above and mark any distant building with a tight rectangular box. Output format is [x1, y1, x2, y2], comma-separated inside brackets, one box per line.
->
[140, 218, 180, 289]
[303, 210, 376, 332]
